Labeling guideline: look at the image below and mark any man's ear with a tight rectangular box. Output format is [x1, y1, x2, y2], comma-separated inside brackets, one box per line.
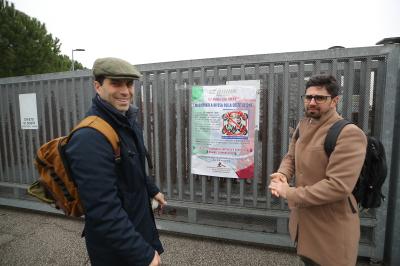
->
[331, 96, 340, 108]
[93, 81, 101, 93]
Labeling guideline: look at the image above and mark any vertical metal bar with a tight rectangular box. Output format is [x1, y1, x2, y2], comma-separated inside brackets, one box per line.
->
[297, 62, 305, 122]
[253, 64, 260, 207]
[280, 62, 290, 209]
[62, 79, 71, 133]
[212, 67, 219, 204]
[37, 81, 45, 144]
[0, 85, 10, 181]
[18, 85, 29, 183]
[31, 82, 40, 181]
[266, 63, 275, 209]
[142, 77, 153, 183]
[188, 68, 195, 201]
[135, 79, 143, 119]
[19, 82, 30, 183]
[226, 66, 233, 205]
[378, 45, 400, 264]
[239, 179, 245, 206]
[314, 60, 321, 74]
[164, 71, 172, 198]
[213, 178, 219, 204]
[55, 80, 62, 137]
[84, 77, 94, 111]
[239, 64, 246, 205]
[200, 67, 207, 203]
[214, 66, 219, 84]
[281, 63, 290, 158]
[359, 57, 372, 132]
[13, 84, 23, 183]
[373, 59, 387, 138]
[71, 78, 78, 126]
[47, 83, 55, 139]
[227, 66, 233, 81]
[342, 59, 355, 121]
[5, 84, 15, 182]
[0, 85, 4, 181]
[176, 70, 184, 200]
[10, 84, 17, 182]
[161, 73, 168, 195]
[82, 77, 91, 115]
[141, 74, 151, 169]
[41, 81, 48, 142]
[226, 179, 232, 205]
[331, 59, 338, 77]
[25, 85, 35, 183]
[152, 72, 161, 188]
[137, 79, 149, 173]
[78, 77, 85, 120]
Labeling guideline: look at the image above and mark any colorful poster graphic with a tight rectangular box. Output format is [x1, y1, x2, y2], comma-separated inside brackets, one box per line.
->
[191, 85, 256, 178]
[227, 80, 260, 130]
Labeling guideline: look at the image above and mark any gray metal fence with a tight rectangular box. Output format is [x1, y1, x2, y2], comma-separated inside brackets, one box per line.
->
[1, 44, 399, 264]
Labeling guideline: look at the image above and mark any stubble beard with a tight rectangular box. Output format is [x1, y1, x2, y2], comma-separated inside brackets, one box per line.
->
[305, 107, 321, 119]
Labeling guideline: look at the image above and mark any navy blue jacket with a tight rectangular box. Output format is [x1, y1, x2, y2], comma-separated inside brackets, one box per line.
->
[65, 95, 163, 266]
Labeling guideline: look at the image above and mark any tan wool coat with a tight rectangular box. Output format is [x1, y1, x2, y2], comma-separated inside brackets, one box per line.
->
[278, 109, 367, 266]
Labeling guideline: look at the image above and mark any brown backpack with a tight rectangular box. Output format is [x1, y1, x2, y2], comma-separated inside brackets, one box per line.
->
[28, 116, 120, 217]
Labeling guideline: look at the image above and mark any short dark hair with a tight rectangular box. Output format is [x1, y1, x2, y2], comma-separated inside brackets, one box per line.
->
[94, 75, 105, 85]
[305, 74, 340, 97]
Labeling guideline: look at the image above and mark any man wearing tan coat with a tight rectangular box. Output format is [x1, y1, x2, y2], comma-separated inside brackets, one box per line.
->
[269, 75, 367, 266]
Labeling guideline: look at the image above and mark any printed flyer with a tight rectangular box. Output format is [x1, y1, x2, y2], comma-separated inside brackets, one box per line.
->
[191, 85, 256, 178]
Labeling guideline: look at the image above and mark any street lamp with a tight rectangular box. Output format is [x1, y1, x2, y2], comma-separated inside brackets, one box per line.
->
[71, 48, 85, 71]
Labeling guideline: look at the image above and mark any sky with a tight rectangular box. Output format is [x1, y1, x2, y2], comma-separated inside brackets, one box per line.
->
[8, 0, 400, 69]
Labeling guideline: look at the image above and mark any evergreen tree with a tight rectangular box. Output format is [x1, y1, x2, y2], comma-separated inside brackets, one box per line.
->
[0, 0, 84, 78]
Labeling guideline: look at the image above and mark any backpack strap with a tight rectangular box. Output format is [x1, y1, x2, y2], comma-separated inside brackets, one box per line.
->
[324, 119, 352, 157]
[70, 116, 121, 160]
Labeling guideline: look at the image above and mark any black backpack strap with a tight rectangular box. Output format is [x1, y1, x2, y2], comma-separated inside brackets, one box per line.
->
[324, 119, 352, 157]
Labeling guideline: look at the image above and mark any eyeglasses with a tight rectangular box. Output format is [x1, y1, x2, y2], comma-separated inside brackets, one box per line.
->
[301, 94, 332, 104]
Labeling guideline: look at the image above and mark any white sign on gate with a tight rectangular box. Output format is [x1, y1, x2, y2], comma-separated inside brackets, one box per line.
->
[19, 93, 39, 129]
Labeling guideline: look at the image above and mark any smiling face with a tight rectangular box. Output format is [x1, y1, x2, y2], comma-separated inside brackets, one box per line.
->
[94, 78, 134, 112]
[304, 86, 339, 119]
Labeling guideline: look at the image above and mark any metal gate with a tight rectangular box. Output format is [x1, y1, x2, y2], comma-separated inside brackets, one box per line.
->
[1, 44, 399, 263]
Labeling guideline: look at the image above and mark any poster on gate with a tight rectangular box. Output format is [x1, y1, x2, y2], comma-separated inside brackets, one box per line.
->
[191, 85, 256, 178]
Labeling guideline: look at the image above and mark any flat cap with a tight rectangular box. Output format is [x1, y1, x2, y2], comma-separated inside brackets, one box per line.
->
[92, 57, 141, 79]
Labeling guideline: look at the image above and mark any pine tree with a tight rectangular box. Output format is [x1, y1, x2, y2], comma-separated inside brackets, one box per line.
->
[0, 0, 84, 78]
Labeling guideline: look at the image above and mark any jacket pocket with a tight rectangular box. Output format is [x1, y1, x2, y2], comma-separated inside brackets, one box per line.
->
[348, 197, 357, 214]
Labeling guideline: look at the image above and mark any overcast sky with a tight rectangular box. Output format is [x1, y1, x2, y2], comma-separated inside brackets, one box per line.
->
[9, 0, 400, 69]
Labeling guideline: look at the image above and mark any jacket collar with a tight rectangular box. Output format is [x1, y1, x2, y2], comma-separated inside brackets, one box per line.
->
[91, 94, 138, 127]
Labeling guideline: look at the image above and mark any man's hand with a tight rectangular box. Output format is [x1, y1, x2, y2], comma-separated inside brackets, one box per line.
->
[268, 178, 290, 199]
[149, 251, 161, 266]
[270, 172, 287, 183]
[153, 192, 167, 209]
[269, 172, 287, 197]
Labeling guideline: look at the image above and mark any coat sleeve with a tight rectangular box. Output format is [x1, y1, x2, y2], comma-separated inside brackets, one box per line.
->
[277, 125, 298, 181]
[286, 125, 367, 208]
[65, 128, 155, 265]
[146, 175, 160, 198]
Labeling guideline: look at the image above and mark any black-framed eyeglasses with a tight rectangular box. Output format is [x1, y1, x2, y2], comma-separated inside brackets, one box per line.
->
[301, 94, 332, 104]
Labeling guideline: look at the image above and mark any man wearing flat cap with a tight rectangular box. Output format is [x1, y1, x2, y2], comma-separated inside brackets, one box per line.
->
[65, 57, 165, 266]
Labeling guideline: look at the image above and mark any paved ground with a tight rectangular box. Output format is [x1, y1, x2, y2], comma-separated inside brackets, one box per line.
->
[0, 206, 372, 266]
